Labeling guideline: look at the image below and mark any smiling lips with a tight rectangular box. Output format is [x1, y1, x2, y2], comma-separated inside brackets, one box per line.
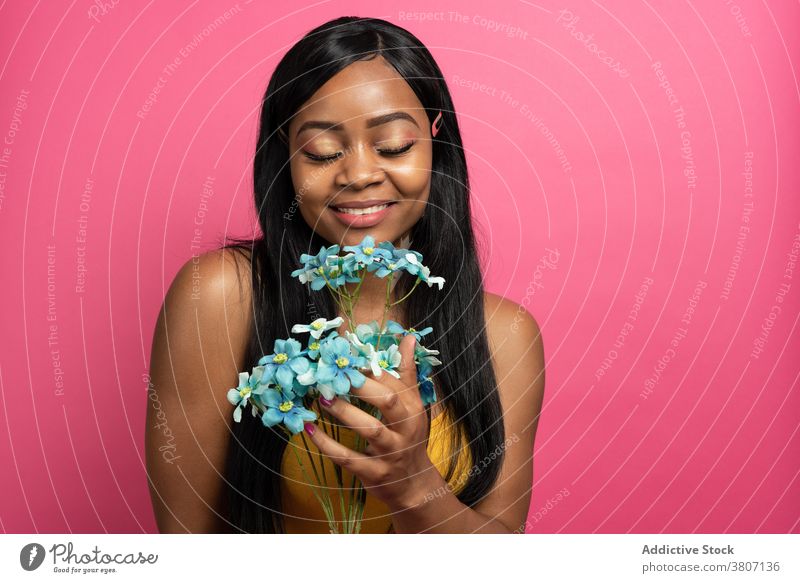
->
[329, 199, 398, 228]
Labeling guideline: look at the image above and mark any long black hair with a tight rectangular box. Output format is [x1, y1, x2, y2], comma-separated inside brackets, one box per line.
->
[220, 15, 504, 533]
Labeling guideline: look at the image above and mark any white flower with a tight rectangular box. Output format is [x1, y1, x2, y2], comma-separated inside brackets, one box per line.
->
[345, 330, 378, 361]
[291, 316, 344, 340]
[369, 345, 402, 379]
[419, 264, 445, 290]
[426, 275, 445, 290]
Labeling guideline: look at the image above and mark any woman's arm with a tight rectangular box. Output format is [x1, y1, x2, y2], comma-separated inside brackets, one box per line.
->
[145, 248, 253, 533]
[388, 294, 545, 533]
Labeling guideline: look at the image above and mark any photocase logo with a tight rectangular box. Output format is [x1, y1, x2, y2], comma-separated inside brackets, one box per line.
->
[20, 543, 46, 571]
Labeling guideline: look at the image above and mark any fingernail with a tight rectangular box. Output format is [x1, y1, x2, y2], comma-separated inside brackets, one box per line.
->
[304, 422, 316, 435]
[319, 396, 334, 407]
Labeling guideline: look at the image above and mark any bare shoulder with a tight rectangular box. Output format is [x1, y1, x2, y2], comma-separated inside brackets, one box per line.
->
[145, 246, 254, 533]
[167, 246, 253, 316]
[481, 290, 545, 420]
[483, 291, 543, 353]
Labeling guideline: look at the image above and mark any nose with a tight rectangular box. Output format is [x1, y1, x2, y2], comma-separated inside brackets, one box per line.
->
[334, 142, 384, 190]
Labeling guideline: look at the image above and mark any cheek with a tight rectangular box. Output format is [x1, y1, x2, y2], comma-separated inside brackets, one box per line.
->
[389, 150, 432, 201]
[290, 161, 329, 207]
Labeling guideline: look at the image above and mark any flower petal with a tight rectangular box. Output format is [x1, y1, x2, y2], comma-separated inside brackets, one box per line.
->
[316, 362, 336, 382]
[346, 368, 366, 389]
[261, 408, 283, 427]
[276, 365, 294, 388]
[332, 373, 350, 395]
[288, 357, 310, 374]
[316, 383, 335, 400]
[226, 389, 241, 406]
[296, 368, 316, 385]
[263, 389, 282, 408]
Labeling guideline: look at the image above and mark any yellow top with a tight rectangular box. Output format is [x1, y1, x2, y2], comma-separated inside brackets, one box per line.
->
[280, 403, 472, 533]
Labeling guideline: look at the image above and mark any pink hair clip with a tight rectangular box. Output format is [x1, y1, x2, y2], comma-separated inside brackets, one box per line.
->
[431, 111, 443, 137]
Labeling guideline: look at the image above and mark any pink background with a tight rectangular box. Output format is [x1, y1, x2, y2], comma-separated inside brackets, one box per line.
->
[1, 0, 798, 533]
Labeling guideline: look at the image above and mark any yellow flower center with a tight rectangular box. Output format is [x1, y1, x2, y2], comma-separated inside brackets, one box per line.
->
[239, 386, 251, 398]
[278, 400, 293, 413]
[408, 327, 416, 332]
[317, 266, 325, 274]
[311, 321, 323, 330]
[329, 268, 340, 277]
[379, 359, 388, 368]
[388, 263, 395, 269]
[335, 356, 350, 368]
[273, 353, 288, 364]
[364, 247, 374, 255]
[310, 342, 320, 350]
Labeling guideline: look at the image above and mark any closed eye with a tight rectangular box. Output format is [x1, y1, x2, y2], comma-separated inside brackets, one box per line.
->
[377, 140, 415, 156]
[303, 151, 341, 162]
[302, 140, 416, 163]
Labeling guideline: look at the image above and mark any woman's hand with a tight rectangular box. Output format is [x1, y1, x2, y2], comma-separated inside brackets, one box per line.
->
[302, 333, 444, 511]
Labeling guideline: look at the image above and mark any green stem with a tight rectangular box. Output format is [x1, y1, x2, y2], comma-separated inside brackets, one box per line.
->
[321, 275, 349, 318]
[347, 431, 366, 533]
[317, 405, 343, 532]
[389, 276, 421, 306]
[375, 273, 395, 347]
[328, 415, 349, 532]
[350, 266, 367, 307]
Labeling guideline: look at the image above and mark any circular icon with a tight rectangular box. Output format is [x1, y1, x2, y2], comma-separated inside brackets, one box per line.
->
[20, 543, 46, 571]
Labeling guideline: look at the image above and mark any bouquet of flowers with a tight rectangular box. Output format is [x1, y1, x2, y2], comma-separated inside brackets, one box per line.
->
[225, 235, 445, 533]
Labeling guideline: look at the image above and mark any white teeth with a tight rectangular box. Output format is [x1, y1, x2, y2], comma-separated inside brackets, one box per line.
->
[334, 203, 390, 215]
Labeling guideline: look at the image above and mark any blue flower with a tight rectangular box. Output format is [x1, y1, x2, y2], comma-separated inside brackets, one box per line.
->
[304, 330, 337, 360]
[371, 242, 411, 278]
[315, 337, 368, 397]
[291, 245, 340, 289]
[257, 338, 310, 388]
[383, 320, 406, 335]
[344, 235, 392, 271]
[353, 319, 403, 350]
[418, 373, 437, 405]
[368, 344, 403, 379]
[322, 253, 362, 289]
[276, 377, 313, 400]
[414, 343, 442, 371]
[259, 389, 317, 434]
[403, 325, 433, 342]
[344, 330, 377, 361]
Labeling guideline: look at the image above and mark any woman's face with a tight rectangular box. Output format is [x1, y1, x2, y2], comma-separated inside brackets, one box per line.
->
[286, 56, 433, 248]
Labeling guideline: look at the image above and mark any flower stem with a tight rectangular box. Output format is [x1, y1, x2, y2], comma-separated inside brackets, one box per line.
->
[350, 266, 367, 307]
[329, 417, 349, 532]
[317, 405, 347, 533]
[389, 276, 421, 306]
[375, 273, 395, 347]
[293, 433, 336, 532]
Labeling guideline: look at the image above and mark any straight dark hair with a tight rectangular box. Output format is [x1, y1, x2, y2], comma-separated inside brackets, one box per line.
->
[219, 15, 504, 533]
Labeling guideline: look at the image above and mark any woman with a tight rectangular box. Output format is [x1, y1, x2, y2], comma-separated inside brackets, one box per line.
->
[146, 16, 545, 533]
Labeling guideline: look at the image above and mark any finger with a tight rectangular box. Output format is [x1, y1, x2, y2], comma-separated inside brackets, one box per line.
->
[303, 421, 371, 476]
[397, 333, 418, 387]
[318, 396, 397, 451]
[348, 375, 408, 428]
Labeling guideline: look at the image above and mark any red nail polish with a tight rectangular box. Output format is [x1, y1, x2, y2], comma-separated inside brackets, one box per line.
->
[319, 396, 334, 407]
[304, 422, 316, 436]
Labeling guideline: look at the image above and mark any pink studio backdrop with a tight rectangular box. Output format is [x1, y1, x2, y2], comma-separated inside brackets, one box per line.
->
[1, 1, 798, 534]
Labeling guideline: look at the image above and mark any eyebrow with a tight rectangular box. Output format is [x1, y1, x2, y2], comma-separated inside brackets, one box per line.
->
[295, 111, 420, 137]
